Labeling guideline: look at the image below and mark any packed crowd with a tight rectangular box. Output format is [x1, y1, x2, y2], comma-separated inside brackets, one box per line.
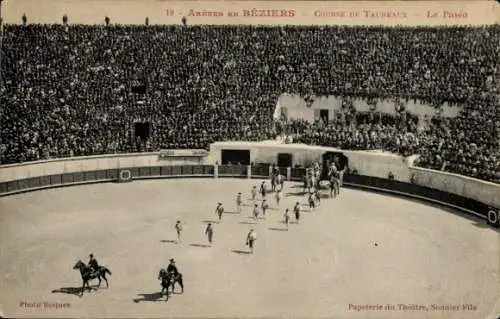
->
[277, 98, 421, 156]
[0, 24, 498, 182]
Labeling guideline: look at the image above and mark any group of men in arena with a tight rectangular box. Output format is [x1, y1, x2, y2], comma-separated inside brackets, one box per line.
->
[84, 164, 341, 291]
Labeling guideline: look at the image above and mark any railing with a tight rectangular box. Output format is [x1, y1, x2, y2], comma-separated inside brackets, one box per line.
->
[1, 153, 498, 227]
[0, 162, 496, 222]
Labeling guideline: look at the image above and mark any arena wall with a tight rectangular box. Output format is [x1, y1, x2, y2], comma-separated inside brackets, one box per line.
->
[1, 144, 498, 226]
[408, 165, 499, 210]
[0, 151, 209, 182]
[209, 141, 411, 182]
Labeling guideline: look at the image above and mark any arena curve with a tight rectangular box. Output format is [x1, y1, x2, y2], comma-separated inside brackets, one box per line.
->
[0, 143, 498, 228]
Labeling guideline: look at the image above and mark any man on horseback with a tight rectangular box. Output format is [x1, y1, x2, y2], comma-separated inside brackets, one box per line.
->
[167, 258, 179, 278]
[88, 254, 99, 275]
[164, 258, 184, 294]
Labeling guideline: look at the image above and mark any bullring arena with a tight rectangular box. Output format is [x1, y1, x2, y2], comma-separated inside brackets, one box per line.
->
[0, 175, 499, 319]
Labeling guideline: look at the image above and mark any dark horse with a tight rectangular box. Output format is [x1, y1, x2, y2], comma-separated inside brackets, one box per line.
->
[158, 268, 184, 301]
[73, 260, 112, 296]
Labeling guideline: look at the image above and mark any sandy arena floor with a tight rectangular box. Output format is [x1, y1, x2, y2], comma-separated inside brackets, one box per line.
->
[0, 178, 499, 319]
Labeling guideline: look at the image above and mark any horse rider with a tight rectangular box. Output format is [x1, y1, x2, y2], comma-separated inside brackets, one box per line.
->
[167, 258, 179, 279]
[88, 253, 99, 274]
[313, 162, 320, 172]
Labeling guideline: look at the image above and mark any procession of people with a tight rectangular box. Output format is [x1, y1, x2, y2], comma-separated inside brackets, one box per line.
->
[168, 162, 340, 253]
[78, 164, 340, 299]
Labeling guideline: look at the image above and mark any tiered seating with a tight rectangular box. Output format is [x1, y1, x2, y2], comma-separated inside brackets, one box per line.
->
[0, 24, 498, 182]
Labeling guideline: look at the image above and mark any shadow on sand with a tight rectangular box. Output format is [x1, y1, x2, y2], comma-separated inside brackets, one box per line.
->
[239, 221, 257, 225]
[471, 221, 499, 233]
[133, 292, 166, 303]
[231, 249, 252, 255]
[160, 239, 178, 244]
[51, 285, 98, 296]
[247, 216, 265, 220]
[268, 227, 288, 232]
[286, 191, 307, 196]
[189, 243, 211, 248]
[202, 220, 219, 224]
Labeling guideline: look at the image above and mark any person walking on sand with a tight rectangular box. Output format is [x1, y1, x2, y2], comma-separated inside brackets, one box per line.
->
[294, 202, 301, 224]
[246, 229, 257, 253]
[260, 181, 266, 199]
[308, 192, 316, 211]
[205, 223, 214, 246]
[275, 189, 282, 206]
[253, 204, 260, 220]
[236, 192, 243, 213]
[175, 220, 183, 243]
[215, 202, 224, 221]
[284, 209, 290, 230]
[251, 186, 257, 201]
[261, 199, 269, 219]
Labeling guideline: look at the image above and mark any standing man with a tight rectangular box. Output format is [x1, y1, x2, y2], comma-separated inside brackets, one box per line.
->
[294, 202, 301, 224]
[261, 199, 269, 219]
[215, 202, 224, 221]
[175, 220, 183, 243]
[260, 181, 266, 199]
[253, 204, 260, 220]
[314, 188, 321, 206]
[275, 189, 282, 207]
[246, 229, 257, 253]
[205, 223, 214, 246]
[236, 192, 243, 213]
[284, 208, 290, 230]
[308, 192, 316, 210]
[251, 186, 257, 201]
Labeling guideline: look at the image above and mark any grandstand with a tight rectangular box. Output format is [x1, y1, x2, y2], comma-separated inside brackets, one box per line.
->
[0, 23, 498, 183]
